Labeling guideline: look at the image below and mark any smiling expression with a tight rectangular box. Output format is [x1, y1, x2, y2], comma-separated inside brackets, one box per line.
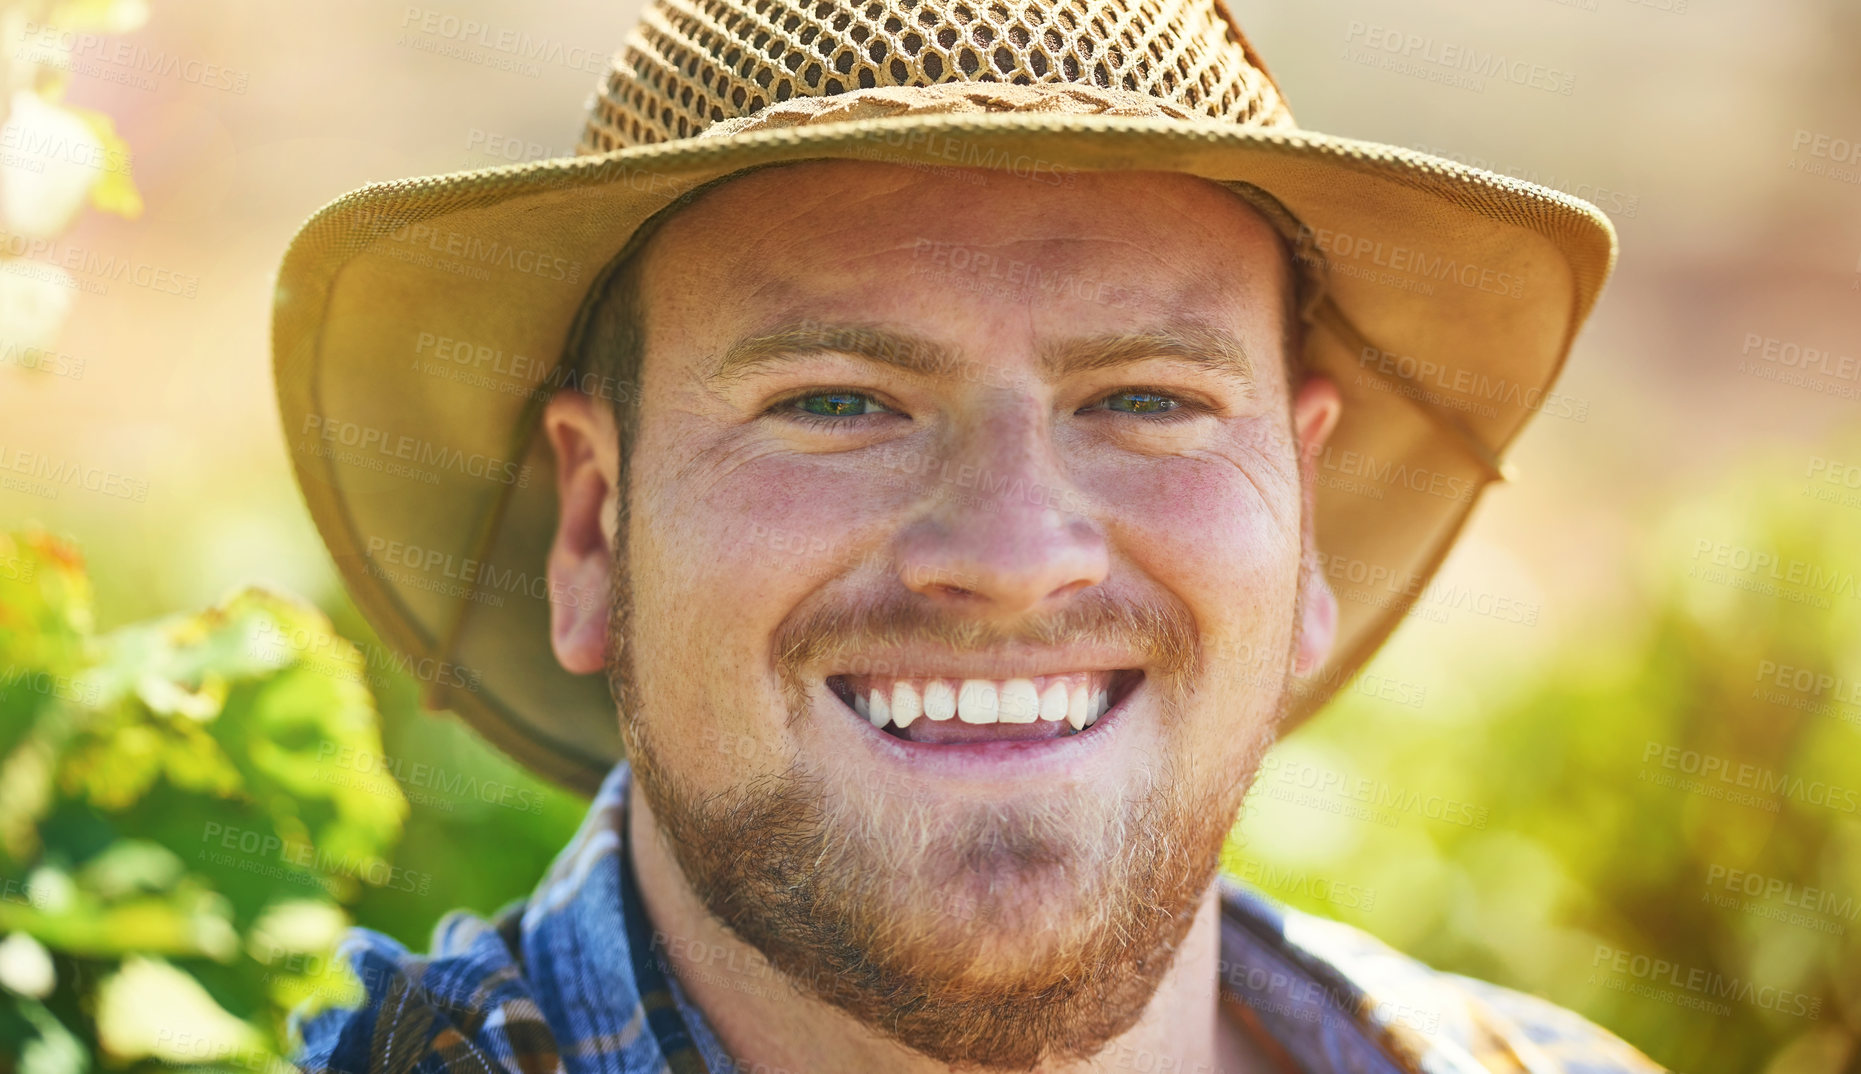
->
[548, 159, 1341, 1067]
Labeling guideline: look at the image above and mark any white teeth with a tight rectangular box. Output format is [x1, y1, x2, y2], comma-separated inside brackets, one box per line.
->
[1038, 681, 1069, 721]
[924, 680, 957, 721]
[848, 674, 1122, 732]
[999, 679, 1039, 723]
[891, 681, 921, 728]
[956, 679, 999, 724]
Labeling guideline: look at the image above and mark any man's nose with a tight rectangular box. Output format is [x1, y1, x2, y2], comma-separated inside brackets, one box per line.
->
[891, 405, 1109, 617]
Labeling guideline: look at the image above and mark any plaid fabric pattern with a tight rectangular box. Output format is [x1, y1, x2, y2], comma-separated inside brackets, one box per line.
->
[292, 764, 1665, 1074]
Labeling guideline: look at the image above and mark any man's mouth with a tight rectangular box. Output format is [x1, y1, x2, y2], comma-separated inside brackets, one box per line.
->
[826, 670, 1143, 743]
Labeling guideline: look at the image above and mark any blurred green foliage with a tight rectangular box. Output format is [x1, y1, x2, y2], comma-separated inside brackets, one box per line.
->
[1230, 451, 1861, 1074]
[0, 531, 410, 1071]
[0, 532, 584, 1074]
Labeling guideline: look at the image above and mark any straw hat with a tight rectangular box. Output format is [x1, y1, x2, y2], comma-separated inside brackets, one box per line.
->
[273, 0, 1616, 794]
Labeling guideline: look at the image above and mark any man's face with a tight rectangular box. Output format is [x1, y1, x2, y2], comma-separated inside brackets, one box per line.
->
[551, 160, 1339, 1068]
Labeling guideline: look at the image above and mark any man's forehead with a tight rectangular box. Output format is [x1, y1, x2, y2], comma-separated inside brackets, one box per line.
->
[624, 160, 1300, 384]
[638, 161, 1290, 285]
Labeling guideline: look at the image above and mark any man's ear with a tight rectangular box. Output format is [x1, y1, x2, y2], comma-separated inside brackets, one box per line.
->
[543, 389, 622, 675]
[1291, 374, 1343, 677]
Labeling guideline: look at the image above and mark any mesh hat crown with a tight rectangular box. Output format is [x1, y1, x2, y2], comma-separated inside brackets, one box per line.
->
[273, 0, 1617, 793]
[585, 0, 1293, 148]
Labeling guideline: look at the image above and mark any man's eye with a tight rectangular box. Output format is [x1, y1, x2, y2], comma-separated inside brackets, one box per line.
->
[1096, 391, 1184, 416]
[783, 391, 890, 419]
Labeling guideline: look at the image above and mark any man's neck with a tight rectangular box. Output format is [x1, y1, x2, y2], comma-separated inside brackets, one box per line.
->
[627, 782, 1261, 1073]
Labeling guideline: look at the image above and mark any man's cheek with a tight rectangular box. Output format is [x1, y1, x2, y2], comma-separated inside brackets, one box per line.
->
[1089, 460, 1295, 597]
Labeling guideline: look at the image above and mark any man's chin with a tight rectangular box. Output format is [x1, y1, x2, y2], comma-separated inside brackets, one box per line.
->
[631, 735, 1240, 1071]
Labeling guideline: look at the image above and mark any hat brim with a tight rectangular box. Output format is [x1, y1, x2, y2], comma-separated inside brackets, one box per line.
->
[274, 112, 1615, 797]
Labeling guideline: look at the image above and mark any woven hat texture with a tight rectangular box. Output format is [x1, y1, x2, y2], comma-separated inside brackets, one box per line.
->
[272, 0, 1617, 794]
[586, 0, 1293, 150]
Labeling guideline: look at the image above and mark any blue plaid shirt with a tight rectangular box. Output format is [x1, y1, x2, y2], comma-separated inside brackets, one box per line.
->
[292, 763, 1664, 1073]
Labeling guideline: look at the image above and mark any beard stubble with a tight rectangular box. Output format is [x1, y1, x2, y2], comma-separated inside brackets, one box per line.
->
[608, 556, 1296, 1071]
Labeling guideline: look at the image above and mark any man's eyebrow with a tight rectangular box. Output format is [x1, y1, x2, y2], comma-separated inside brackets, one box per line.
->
[705, 322, 1255, 389]
[1039, 327, 1255, 388]
[706, 322, 963, 384]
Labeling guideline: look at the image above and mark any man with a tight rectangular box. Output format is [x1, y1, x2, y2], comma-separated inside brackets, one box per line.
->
[279, 0, 1658, 1071]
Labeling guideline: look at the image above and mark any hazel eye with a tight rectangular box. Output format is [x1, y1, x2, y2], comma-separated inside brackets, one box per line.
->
[1100, 391, 1180, 416]
[792, 391, 887, 417]
[771, 390, 900, 430]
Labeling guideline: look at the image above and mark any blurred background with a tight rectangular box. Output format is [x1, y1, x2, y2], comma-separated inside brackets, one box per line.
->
[2, 0, 1858, 1071]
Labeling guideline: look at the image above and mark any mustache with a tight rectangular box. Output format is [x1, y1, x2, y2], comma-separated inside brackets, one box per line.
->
[771, 583, 1204, 700]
